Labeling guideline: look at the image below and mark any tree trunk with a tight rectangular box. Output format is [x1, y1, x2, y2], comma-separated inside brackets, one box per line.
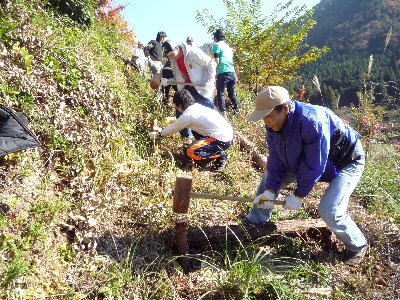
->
[234, 130, 267, 170]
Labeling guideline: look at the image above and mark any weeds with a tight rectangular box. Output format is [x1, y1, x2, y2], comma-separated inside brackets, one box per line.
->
[13, 44, 34, 74]
[284, 260, 331, 286]
[0, 0, 398, 298]
[31, 198, 71, 222]
[0, 214, 7, 230]
[97, 241, 176, 299]
[189, 226, 330, 299]
[0, 256, 30, 288]
[0, 236, 31, 288]
[356, 155, 400, 223]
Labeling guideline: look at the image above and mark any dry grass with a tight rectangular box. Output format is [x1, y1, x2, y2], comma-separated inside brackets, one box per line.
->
[0, 1, 399, 297]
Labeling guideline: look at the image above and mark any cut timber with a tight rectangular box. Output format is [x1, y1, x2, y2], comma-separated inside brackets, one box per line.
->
[172, 219, 190, 273]
[234, 130, 267, 170]
[187, 218, 331, 251]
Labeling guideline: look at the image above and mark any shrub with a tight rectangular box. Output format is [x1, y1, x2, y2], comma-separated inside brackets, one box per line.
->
[45, 0, 95, 26]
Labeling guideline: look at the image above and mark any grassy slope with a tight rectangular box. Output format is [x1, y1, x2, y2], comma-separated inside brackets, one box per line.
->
[0, 1, 399, 299]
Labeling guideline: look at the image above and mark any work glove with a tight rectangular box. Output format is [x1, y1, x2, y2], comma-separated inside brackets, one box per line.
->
[253, 190, 275, 210]
[283, 194, 303, 210]
[152, 126, 162, 133]
[149, 131, 161, 140]
[161, 78, 169, 86]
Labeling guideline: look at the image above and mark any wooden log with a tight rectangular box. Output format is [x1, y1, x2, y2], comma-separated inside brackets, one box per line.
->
[187, 218, 331, 250]
[234, 130, 267, 170]
[171, 219, 190, 273]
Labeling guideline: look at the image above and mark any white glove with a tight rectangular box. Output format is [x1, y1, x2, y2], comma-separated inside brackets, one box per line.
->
[152, 126, 162, 133]
[283, 194, 303, 210]
[149, 131, 160, 140]
[253, 190, 275, 210]
[160, 78, 169, 86]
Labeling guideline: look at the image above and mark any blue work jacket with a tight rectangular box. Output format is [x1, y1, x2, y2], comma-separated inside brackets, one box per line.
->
[265, 100, 362, 197]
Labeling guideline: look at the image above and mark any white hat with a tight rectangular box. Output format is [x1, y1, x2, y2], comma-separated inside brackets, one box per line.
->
[247, 86, 291, 121]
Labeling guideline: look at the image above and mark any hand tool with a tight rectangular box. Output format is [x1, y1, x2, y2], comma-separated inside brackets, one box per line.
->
[150, 73, 205, 89]
[172, 175, 286, 214]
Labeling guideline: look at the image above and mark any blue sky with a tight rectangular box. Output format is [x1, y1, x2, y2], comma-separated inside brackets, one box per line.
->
[112, 0, 321, 45]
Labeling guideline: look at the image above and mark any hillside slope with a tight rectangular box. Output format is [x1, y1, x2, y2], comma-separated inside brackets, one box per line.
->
[0, 0, 399, 299]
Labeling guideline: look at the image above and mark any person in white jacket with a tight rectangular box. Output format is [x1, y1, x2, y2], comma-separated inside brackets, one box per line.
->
[132, 41, 147, 75]
[155, 89, 233, 170]
[160, 41, 217, 138]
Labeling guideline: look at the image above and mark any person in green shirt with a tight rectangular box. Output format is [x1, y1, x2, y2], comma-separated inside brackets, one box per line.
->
[212, 29, 240, 116]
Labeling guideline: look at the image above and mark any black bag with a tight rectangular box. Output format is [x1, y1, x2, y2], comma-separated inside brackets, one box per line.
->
[0, 104, 41, 157]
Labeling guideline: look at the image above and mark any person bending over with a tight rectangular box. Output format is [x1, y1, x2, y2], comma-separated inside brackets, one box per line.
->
[154, 89, 233, 169]
[160, 40, 217, 138]
[246, 85, 368, 265]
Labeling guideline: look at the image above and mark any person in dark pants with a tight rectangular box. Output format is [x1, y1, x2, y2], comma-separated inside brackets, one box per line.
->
[161, 42, 180, 105]
[145, 31, 167, 76]
[161, 60, 177, 104]
[212, 29, 240, 116]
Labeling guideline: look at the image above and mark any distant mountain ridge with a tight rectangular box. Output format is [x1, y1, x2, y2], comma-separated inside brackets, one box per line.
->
[294, 0, 400, 107]
[308, 0, 400, 55]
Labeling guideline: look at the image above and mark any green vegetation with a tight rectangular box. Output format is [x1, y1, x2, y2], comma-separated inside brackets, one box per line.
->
[196, 0, 328, 91]
[291, 0, 400, 107]
[0, 0, 399, 299]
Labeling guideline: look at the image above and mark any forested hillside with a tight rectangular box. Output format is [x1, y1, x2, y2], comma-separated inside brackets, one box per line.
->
[292, 0, 400, 107]
[308, 0, 400, 54]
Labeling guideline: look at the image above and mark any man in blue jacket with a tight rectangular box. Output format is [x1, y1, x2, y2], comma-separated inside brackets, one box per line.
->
[246, 86, 368, 265]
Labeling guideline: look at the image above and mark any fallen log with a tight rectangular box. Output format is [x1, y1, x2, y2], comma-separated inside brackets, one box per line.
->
[234, 130, 267, 170]
[187, 218, 331, 251]
[167, 218, 333, 272]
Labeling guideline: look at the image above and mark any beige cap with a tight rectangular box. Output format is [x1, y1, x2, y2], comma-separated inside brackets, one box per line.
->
[247, 86, 291, 121]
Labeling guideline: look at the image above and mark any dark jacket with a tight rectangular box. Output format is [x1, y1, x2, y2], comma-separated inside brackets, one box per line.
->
[145, 40, 163, 61]
[0, 104, 41, 157]
[265, 100, 363, 197]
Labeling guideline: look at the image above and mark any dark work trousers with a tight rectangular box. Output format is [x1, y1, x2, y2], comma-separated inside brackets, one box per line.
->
[185, 134, 232, 161]
[175, 86, 217, 138]
[216, 72, 239, 113]
[161, 67, 177, 104]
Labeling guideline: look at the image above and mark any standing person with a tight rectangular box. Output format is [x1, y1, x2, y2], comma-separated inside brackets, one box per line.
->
[132, 41, 147, 76]
[160, 40, 217, 138]
[245, 86, 368, 265]
[160, 41, 178, 104]
[145, 31, 167, 76]
[186, 36, 194, 46]
[212, 29, 240, 116]
[153, 89, 233, 169]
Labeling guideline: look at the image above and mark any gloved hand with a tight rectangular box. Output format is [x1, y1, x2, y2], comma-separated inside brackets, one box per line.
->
[152, 126, 162, 133]
[283, 194, 303, 210]
[149, 131, 161, 140]
[160, 78, 169, 86]
[253, 190, 275, 210]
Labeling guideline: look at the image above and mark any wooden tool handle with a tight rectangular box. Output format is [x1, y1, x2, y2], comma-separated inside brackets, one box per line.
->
[170, 81, 205, 87]
[189, 192, 286, 206]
